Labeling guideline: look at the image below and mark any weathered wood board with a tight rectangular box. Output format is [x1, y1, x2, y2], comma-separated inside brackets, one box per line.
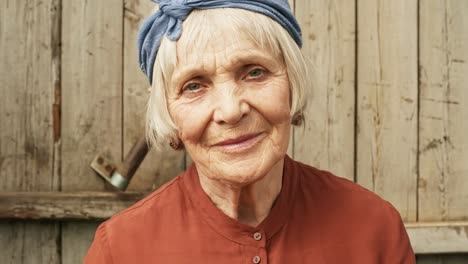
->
[0, 0, 58, 193]
[406, 222, 468, 254]
[356, 0, 418, 222]
[0, 0, 60, 263]
[60, 0, 123, 262]
[61, 221, 101, 264]
[123, 0, 185, 191]
[0, 221, 60, 264]
[419, 0, 468, 222]
[0, 192, 146, 220]
[418, 0, 468, 263]
[293, 0, 356, 181]
[61, 0, 123, 191]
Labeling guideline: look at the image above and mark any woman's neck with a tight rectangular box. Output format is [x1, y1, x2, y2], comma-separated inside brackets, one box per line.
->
[198, 159, 284, 227]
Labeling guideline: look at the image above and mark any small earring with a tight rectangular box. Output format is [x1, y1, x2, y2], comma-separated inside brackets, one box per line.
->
[291, 112, 304, 126]
[169, 139, 184, 150]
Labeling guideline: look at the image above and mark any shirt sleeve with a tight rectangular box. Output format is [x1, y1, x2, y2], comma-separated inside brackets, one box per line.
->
[382, 201, 416, 264]
[84, 222, 113, 264]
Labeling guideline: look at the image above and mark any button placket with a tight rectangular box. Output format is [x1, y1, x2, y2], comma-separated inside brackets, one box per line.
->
[249, 231, 266, 263]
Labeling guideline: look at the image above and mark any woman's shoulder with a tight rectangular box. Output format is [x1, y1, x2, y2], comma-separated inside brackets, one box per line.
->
[84, 172, 194, 263]
[99, 172, 188, 232]
[295, 160, 385, 201]
[291, 159, 413, 258]
[292, 159, 402, 223]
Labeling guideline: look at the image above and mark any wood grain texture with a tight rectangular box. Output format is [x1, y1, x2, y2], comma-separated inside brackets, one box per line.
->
[0, 0, 55, 191]
[0, 221, 60, 264]
[61, 0, 123, 262]
[62, 221, 101, 264]
[0, 192, 147, 220]
[418, 2, 468, 262]
[293, 0, 356, 180]
[0, 0, 60, 263]
[418, 0, 468, 222]
[356, 0, 418, 221]
[123, 0, 185, 191]
[61, 0, 123, 191]
[406, 222, 468, 254]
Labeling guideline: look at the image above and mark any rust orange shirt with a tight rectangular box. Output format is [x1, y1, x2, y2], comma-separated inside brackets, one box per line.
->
[85, 156, 415, 263]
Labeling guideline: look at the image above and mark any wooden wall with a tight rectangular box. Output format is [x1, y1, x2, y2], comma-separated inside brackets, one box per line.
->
[0, 0, 467, 263]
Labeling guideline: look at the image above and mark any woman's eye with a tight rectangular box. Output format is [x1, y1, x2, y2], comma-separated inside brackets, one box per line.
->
[183, 83, 201, 92]
[247, 68, 265, 78]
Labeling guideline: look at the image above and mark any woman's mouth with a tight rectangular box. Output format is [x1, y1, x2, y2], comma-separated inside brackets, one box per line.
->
[213, 133, 264, 153]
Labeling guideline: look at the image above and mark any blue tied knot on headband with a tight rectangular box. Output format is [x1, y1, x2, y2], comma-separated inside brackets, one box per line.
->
[137, 0, 302, 85]
[158, 1, 192, 41]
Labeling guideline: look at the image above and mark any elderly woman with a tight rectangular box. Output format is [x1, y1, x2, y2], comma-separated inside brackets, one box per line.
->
[85, 0, 415, 263]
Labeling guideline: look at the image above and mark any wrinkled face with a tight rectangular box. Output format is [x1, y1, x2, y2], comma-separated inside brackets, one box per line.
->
[167, 31, 291, 186]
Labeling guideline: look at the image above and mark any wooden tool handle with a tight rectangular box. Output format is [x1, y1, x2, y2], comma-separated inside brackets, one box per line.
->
[117, 136, 150, 180]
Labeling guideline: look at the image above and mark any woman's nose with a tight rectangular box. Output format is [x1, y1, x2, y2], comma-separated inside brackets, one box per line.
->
[213, 87, 250, 124]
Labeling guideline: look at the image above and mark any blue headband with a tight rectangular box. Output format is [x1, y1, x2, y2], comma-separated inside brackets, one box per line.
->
[137, 0, 302, 85]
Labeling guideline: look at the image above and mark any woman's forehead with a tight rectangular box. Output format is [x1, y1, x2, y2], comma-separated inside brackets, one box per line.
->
[177, 31, 262, 63]
[172, 33, 281, 82]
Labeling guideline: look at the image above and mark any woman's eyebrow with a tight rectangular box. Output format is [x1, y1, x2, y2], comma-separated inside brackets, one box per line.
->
[172, 64, 207, 85]
[227, 51, 278, 69]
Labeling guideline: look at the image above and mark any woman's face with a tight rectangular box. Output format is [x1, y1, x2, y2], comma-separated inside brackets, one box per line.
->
[167, 31, 291, 186]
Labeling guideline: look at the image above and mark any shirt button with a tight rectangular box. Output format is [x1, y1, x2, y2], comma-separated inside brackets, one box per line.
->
[253, 232, 262, 241]
[252, 255, 261, 263]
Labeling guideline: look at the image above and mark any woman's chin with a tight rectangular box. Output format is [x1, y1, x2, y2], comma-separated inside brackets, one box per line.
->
[199, 154, 282, 186]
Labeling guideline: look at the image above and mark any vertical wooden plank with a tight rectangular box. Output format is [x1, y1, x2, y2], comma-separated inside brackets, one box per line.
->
[61, 221, 100, 264]
[61, 0, 123, 262]
[418, 1, 468, 263]
[61, 0, 123, 191]
[0, 0, 60, 263]
[356, 0, 418, 221]
[0, 221, 60, 264]
[0, 0, 56, 191]
[419, 0, 468, 222]
[293, 0, 356, 180]
[123, 0, 185, 191]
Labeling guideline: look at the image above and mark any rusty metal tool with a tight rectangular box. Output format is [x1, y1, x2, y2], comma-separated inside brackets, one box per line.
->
[90, 136, 149, 191]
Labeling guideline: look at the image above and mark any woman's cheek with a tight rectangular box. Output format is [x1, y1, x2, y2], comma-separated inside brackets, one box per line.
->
[247, 81, 291, 122]
[173, 98, 213, 142]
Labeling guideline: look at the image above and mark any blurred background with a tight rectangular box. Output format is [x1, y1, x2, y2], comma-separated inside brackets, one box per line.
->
[0, 0, 467, 263]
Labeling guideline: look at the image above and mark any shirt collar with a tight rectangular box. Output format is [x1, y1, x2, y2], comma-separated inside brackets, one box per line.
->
[181, 155, 300, 246]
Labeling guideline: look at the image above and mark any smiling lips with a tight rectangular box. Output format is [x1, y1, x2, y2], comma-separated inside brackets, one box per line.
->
[213, 133, 264, 152]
